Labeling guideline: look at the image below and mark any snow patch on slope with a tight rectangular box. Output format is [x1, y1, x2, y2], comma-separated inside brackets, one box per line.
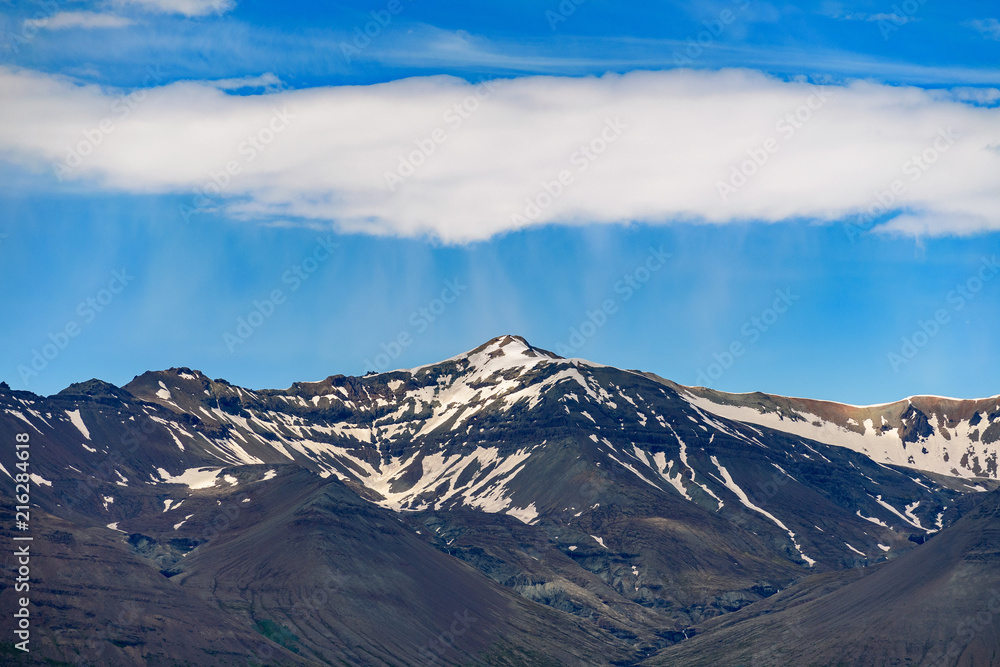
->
[65, 410, 91, 440]
[684, 391, 993, 479]
[157, 467, 224, 489]
[711, 455, 816, 567]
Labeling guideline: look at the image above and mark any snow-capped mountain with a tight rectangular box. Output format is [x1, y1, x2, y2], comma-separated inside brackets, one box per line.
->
[1, 334, 997, 665]
[676, 382, 1000, 479]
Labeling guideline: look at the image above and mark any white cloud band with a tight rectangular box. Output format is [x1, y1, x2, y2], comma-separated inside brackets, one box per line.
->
[24, 11, 135, 31]
[0, 67, 997, 241]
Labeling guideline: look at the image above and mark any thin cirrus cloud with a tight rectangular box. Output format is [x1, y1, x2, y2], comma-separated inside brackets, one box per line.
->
[833, 12, 915, 24]
[113, 0, 235, 17]
[967, 18, 1000, 40]
[0, 66, 998, 243]
[24, 11, 135, 31]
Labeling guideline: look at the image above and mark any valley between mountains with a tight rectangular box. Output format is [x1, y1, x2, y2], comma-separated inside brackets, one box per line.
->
[2, 334, 999, 666]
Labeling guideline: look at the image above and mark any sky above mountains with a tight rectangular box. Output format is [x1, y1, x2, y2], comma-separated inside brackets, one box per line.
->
[1, 0, 998, 403]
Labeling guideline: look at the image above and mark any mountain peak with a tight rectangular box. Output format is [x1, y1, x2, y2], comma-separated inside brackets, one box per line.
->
[467, 334, 562, 363]
[401, 334, 562, 377]
[56, 378, 134, 402]
[7, 336, 1000, 666]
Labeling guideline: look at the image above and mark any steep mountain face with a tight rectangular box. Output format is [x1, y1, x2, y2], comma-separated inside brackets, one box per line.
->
[0, 506, 310, 666]
[677, 382, 1000, 481]
[646, 486, 1000, 666]
[0, 334, 996, 665]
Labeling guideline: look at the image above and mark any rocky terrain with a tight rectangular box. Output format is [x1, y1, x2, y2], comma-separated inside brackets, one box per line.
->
[0, 334, 997, 665]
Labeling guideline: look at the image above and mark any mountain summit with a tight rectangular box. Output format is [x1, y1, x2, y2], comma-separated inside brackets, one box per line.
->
[1, 335, 998, 665]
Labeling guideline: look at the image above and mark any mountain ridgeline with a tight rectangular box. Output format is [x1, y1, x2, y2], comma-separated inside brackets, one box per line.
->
[1, 334, 998, 665]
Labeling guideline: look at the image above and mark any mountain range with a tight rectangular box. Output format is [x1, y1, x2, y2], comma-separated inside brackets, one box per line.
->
[2, 334, 999, 666]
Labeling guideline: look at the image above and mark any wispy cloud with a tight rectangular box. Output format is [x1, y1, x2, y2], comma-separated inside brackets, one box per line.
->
[830, 12, 916, 24]
[1, 67, 998, 242]
[24, 11, 135, 31]
[114, 0, 235, 17]
[210, 73, 284, 92]
[967, 18, 1000, 40]
[949, 87, 1000, 106]
[362, 28, 1000, 86]
[7, 18, 1000, 90]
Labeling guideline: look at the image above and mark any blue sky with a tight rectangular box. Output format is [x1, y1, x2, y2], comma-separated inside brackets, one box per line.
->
[1, 0, 998, 404]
